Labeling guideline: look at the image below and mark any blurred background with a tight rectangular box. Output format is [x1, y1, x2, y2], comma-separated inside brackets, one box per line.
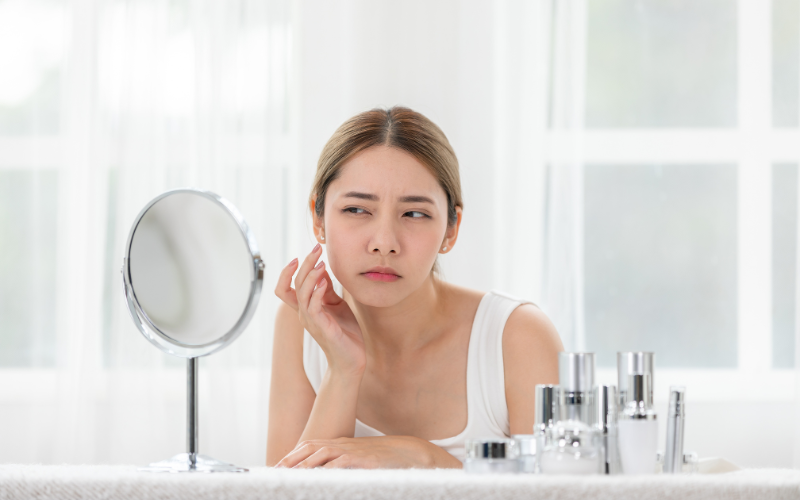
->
[1, 0, 798, 468]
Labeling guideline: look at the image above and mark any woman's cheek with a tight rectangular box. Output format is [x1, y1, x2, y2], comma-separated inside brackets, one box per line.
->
[325, 247, 347, 282]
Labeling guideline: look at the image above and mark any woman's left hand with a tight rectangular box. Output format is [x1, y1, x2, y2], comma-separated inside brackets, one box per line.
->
[275, 436, 461, 469]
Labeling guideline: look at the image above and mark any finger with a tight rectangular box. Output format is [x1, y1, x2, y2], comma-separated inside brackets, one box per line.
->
[296, 260, 326, 312]
[276, 441, 318, 468]
[274, 258, 299, 310]
[318, 269, 343, 304]
[294, 243, 322, 295]
[307, 278, 337, 332]
[307, 277, 327, 318]
[322, 455, 353, 469]
[294, 446, 344, 469]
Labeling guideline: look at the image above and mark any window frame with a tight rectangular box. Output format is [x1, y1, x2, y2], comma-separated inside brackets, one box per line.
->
[562, 0, 794, 403]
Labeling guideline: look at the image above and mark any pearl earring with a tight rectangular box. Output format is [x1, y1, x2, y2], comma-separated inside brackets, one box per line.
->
[442, 246, 447, 251]
[321, 235, 325, 241]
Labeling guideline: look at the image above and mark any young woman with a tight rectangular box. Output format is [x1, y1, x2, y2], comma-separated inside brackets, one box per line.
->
[267, 107, 563, 469]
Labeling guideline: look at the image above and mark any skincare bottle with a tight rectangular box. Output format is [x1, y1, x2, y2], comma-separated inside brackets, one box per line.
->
[538, 353, 601, 475]
[617, 373, 658, 474]
[617, 352, 654, 408]
[595, 384, 620, 474]
[464, 439, 518, 474]
[513, 435, 537, 473]
[663, 386, 686, 474]
[533, 384, 559, 473]
[558, 352, 595, 426]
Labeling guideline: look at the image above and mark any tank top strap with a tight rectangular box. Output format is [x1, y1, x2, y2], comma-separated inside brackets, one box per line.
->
[467, 290, 535, 438]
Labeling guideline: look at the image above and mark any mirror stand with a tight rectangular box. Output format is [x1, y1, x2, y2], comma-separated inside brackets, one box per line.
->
[138, 358, 248, 473]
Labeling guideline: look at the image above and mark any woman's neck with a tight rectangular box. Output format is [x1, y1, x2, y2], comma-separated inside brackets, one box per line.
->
[348, 276, 451, 357]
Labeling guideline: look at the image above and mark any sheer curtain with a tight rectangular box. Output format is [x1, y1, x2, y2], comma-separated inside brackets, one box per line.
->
[491, 0, 585, 352]
[0, 0, 294, 466]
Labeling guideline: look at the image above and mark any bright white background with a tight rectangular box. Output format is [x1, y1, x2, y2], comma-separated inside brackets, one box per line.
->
[0, 0, 798, 469]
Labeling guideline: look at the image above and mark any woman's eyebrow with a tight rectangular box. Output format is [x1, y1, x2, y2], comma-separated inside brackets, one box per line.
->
[344, 191, 378, 201]
[342, 192, 434, 204]
[399, 195, 434, 204]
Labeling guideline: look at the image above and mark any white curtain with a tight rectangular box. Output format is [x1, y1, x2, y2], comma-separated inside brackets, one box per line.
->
[0, 0, 294, 467]
[490, 0, 585, 352]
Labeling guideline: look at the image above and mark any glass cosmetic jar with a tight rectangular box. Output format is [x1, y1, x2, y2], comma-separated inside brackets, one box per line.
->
[513, 434, 537, 473]
[464, 438, 518, 474]
[538, 420, 602, 475]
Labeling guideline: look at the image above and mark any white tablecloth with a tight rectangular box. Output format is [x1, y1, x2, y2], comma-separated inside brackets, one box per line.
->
[1, 465, 799, 500]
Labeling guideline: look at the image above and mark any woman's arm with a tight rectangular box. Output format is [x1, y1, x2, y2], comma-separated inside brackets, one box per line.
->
[277, 436, 463, 469]
[266, 302, 316, 465]
[270, 248, 368, 465]
[267, 300, 366, 466]
[503, 304, 564, 435]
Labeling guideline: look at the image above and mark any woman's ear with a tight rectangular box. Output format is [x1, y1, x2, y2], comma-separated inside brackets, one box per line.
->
[310, 196, 326, 244]
[440, 206, 463, 254]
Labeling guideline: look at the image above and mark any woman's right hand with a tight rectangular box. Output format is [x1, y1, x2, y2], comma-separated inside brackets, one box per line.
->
[275, 243, 366, 377]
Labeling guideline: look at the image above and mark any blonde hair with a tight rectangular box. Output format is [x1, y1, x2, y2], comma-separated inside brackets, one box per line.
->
[311, 107, 463, 227]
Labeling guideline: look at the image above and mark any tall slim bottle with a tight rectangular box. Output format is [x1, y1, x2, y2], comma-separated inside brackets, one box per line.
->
[663, 386, 686, 474]
[617, 352, 657, 475]
[532, 384, 558, 473]
[595, 384, 620, 474]
[617, 374, 657, 474]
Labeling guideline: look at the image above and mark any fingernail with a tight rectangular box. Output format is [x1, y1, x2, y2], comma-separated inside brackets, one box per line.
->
[315, 261, 324, 270]
[289, 258, 298, 266]
[313, 243, 321, 252]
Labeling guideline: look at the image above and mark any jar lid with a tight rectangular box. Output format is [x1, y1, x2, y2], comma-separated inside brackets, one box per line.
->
[465, 438, 516, 459]
[558, 352, 595, 392]
[512, 434, 536, 455]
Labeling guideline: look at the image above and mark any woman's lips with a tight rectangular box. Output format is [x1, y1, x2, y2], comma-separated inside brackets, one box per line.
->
[362, 272, 400, 282]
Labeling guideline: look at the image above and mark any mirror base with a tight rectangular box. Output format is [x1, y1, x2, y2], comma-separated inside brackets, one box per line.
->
[139, 453, 248, 473]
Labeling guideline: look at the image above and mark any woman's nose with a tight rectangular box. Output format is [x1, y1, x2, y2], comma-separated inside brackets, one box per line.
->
[369, 219, 399, 256]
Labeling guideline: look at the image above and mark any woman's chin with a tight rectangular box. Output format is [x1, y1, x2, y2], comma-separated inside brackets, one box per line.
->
[342, 280, 409, 308]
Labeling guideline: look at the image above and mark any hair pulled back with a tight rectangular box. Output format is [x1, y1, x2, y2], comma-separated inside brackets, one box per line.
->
[311, 107, 463, 226]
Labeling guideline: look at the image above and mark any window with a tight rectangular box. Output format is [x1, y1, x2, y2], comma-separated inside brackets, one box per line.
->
[561, 0, 795, 398]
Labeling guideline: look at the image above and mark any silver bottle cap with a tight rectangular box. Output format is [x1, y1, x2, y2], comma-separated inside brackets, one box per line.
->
[559, 352, 595, 392]
[594, 384, 617, 433]
[512, 434, 536, 456]
[668, 386, 686, 416]
[617, 352, 654, 405]
[465, 438, 516, 459]
[620, 374, 657, 420]
[534, 384, 559, 433]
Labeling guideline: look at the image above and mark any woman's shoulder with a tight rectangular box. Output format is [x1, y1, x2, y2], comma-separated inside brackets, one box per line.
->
[448, 284, 562, 354]
[499, 293, 563, 382]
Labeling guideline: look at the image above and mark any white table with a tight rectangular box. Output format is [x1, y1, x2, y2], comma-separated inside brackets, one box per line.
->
[1, 465, 799, 500]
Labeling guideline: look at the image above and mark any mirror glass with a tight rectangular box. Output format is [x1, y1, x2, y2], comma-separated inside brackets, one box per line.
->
[123, 189, 261, 472]
[128, 192, 254, 347]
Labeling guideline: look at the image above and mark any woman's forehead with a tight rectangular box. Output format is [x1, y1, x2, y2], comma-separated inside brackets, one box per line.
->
[330, 146, 445, 200]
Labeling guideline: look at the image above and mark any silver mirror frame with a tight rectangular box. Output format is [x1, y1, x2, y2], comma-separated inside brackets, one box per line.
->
[122, 188, 264, 359]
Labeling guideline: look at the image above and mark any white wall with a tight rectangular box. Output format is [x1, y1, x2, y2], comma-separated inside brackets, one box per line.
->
[296, 0, 502, 293]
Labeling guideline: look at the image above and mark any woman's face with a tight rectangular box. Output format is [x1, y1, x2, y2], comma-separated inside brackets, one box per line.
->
[319, 145, 457, 307]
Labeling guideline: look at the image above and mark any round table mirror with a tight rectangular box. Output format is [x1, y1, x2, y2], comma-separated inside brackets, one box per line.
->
[122, 188, 264, 473]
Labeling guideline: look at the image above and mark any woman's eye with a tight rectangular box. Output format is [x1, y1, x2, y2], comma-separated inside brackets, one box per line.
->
[343, 207, 368, 215]
[404, 211, 430, 219]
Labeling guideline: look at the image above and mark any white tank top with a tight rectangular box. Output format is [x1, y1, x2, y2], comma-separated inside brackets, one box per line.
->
[302, 290, 534, 462]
